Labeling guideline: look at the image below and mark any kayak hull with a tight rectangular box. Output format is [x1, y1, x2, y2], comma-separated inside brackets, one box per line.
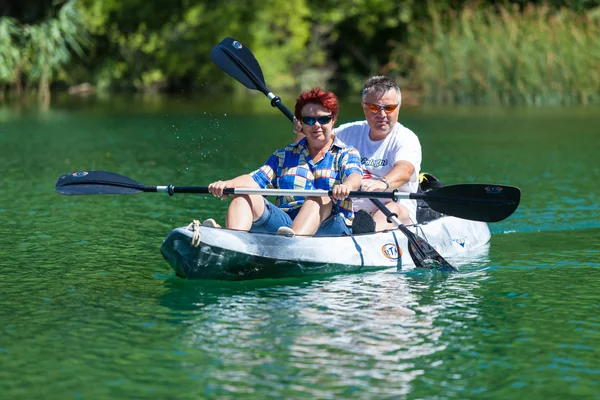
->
[160, 216, 491, 280]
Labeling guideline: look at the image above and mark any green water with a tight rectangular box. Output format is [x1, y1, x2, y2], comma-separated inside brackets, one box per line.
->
[1, 96, 599, 399]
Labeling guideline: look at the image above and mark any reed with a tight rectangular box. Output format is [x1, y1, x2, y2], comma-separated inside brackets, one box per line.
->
[404, 1, 600, 105]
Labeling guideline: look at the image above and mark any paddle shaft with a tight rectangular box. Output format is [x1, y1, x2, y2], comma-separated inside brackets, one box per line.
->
[152, 185, 402, 199]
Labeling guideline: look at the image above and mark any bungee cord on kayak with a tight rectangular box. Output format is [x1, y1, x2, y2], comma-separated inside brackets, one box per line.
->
[186, 219, 202, 248]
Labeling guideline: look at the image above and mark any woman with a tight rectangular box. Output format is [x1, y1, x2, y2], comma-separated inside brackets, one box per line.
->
[205, 87, 363, 237]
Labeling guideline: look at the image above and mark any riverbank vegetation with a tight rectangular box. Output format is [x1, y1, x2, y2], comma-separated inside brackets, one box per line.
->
[408, 2, 600, 105]
[0, 0, 598, 105]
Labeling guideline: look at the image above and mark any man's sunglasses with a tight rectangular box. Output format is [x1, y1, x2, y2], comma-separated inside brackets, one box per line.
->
[362, 102, 400, 114]
[301, 114, 334, 126]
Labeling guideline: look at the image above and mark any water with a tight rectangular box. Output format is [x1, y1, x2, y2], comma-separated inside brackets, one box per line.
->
[1, 96, 599, 399]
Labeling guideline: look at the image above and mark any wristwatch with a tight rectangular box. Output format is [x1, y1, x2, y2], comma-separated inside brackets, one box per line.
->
[377, 176, 390, 190]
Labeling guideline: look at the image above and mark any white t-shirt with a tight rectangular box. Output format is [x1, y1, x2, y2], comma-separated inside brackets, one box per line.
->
[334, 120, 422, 222]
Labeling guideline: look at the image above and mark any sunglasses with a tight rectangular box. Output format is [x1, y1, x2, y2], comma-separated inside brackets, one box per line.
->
[301, 114, 334, 126]
[362, 102, 400, 114]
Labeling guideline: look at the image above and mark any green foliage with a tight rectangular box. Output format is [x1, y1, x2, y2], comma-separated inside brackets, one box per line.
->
[303, 0, 419, 92]
[0, 18, 20, 84]
[0, 0, 89, 100]
[403, 2, 600, 105]
[21, 0, 89, 104]
[76, 0, 313, 92]
[1, 0, 599, 105]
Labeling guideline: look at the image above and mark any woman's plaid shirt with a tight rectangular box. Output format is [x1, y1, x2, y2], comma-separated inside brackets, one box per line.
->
[251, 136, 363, 225]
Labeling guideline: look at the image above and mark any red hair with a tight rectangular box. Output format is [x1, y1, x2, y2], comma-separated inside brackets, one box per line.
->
[294, 87, 339, 119]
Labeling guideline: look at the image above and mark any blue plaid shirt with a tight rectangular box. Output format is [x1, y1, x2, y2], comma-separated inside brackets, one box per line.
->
[251, 136, 363, 224]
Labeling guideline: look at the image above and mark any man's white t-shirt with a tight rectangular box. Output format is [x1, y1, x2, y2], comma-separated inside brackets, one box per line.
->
[334, 120, 422, 223]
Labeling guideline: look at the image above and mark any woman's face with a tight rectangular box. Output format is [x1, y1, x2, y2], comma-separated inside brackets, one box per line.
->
[300, 103, 336, 144]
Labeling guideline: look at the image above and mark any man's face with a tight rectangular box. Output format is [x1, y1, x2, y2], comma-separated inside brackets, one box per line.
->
[361, 89, 400, 137]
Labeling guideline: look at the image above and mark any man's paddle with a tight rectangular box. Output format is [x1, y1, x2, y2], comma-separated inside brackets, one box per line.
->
[209, 38, 294, 121]
[211, 38, 478, 271]
[55, 170, 518, 223]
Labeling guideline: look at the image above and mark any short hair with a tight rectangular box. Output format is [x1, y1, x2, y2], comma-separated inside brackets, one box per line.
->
[361, 76, 402, 104]
[294, 87, 339, 120]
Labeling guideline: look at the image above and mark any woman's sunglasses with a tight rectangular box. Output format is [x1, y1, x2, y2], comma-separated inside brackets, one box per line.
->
[362, 102, 400, 114]
[301, 114, 334, 126]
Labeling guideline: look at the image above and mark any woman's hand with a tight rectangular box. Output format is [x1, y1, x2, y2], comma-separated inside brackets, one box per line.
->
[333, 172, 362, 200]
[207, 180, 232, 199]
[208, 174, 259, 199]
[331, 183, 351, 201]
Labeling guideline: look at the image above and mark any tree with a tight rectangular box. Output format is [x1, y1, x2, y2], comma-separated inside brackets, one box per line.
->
[0, 18, 19, 100]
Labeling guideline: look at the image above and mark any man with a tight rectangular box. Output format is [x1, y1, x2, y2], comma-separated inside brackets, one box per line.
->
[294, 76, 421, 231]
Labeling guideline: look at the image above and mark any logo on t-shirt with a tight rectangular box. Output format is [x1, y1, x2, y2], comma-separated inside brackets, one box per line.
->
[362, 157, 388, 168]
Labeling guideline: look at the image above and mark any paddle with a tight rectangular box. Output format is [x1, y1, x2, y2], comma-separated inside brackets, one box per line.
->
[55, 170, 420, 198]
[55, 170, 518, 222]
[211, 37, 462, 271]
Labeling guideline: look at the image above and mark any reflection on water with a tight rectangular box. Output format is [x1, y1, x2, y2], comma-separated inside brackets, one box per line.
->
[155, 265, 489, 397]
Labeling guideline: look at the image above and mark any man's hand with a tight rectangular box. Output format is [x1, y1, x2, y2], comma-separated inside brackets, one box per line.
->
[359, 178, 387, 192]
[293, 116, 305, 143]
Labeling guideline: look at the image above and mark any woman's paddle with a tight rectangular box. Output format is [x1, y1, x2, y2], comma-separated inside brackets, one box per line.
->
[55, 170, 518, 223]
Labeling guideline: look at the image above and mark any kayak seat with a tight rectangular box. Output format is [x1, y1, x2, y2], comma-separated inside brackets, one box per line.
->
[352, 209, 376, 234]
[417, 173, 444, 224]
[419, 172, 445, 191]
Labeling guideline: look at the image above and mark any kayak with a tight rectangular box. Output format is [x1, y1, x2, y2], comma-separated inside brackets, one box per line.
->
[160, 216, 491, 280]
[53, 170, 518, 279]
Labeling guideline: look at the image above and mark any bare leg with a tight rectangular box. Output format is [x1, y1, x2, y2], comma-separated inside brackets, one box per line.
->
[372, 202, 411, 231]
[290, 196, 333, 236]
[226, 194, 265, 230]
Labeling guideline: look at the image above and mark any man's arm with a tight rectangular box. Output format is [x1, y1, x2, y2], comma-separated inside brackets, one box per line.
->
[383, 160, 415, 189]
[360, 160, 415, 192]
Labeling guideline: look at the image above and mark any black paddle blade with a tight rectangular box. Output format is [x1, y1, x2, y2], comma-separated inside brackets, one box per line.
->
[368, 198, 457, 272]
[398, 225, 458, 272]
[420, 184, 521, 222]
[56, 170, 146, 195]
[210, 37, 268, 93]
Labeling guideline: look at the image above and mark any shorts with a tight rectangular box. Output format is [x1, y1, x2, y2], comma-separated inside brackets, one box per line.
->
[251, 198, 351, 236]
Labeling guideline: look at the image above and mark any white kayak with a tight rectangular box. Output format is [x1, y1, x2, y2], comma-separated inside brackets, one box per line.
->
[160, 216, 491, 280]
